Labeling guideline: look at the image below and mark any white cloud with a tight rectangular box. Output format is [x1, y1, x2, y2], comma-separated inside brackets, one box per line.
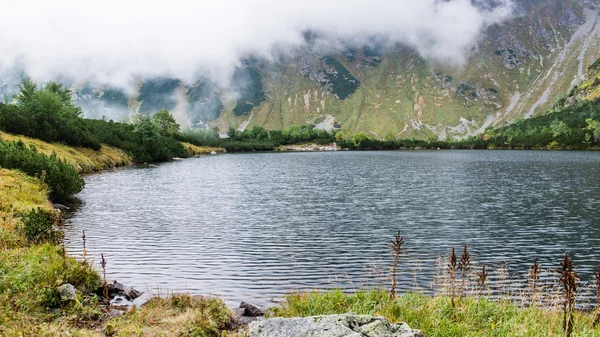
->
[0, 0, 514, 89]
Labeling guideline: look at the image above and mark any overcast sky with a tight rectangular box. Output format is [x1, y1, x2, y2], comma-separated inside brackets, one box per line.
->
[0, 0, 514, 89]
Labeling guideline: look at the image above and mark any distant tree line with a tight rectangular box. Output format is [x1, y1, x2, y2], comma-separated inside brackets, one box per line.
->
[483, 99, 600, 149]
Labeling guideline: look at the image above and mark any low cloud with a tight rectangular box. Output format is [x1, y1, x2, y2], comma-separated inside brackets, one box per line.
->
[0, 0, 514, 90]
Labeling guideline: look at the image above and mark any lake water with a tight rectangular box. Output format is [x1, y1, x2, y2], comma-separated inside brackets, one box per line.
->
[65, 151, 600, 306]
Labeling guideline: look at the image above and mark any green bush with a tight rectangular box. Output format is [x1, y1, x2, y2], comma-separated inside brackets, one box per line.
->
[0, 140, 84, 200]
[21, 208, 60, 244]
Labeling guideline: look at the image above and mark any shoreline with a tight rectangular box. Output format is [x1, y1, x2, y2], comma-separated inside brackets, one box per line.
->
[3, 134, 600, 335]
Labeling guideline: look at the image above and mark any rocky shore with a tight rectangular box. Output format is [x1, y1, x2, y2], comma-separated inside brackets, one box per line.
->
[276, 143, 342, 152]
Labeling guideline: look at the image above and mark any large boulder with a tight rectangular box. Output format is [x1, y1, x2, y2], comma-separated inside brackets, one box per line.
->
[249, 313, 424, 337]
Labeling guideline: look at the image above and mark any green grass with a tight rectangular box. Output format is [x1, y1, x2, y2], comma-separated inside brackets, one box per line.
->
[269, 289, 600, 337]
[0, 244, 103, 335]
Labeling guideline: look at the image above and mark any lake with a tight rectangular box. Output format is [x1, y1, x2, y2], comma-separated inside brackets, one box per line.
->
[65, 151, 600, 306]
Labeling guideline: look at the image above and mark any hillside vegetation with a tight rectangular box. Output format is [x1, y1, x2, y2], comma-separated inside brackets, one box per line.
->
[482, 58, 600, 149]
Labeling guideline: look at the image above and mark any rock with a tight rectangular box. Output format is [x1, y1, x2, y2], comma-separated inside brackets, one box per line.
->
[132, 292, 152, 307]
[111, 295, 134, 307]
[233, 308, 246, 316]
[240, 301, 265, 317]
[233, 307, 261, 328]
[108, 308, 125, 317]
[104, 280, 143, 301]
[210, 151, 217, 155]
[57, 283, 78, 302]
[249, 313, 424, 337]
[53, 203, 70, 211]
[148, 164, 157, 168]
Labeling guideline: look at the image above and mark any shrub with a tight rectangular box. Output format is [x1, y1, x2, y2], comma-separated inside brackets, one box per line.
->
[0, 140, 84, 200]
[21, 208, 60, 244]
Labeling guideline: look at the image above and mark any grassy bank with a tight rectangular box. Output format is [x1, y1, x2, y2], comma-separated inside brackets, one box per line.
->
[0, 166, 235, 336]
[0, 129, 231, 335]
[0, 167, 103, 334]
[0, 131, 132, 174]
[0, 168, 53, 249]
[181, 142, 227, 156]
[270, 289, 600, 337]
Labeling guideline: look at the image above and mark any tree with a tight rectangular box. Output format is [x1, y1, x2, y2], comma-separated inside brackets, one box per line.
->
[353, 132, 368, 147]
[132, 113, 160, 143]
[585, 118, 600, 144]
[10, 79, 97, 148]
[151, 109, 180, 137]
[550, 120, 570, 139]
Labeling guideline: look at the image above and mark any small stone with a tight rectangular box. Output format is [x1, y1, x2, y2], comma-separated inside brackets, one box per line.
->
[53, 203, 70, 211]
[210, 151, 217, 155]
[240, 301, 265, 317]
[57, 284, 78, 302]
[109, 308, 125, 317]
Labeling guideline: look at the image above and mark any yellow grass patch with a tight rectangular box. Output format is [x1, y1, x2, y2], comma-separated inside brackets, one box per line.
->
[0, 132, 132, 173]
[181, 142, 226, 156]
[0, 168, 53, 248]
[104, 294, 233, 336]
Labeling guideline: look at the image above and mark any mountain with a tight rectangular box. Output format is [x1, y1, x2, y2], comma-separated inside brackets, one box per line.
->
[3, 0, 600, 140]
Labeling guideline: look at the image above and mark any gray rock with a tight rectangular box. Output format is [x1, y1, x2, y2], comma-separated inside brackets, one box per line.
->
[233, 307, 261, 328]
[106, 280, 143, 300]
[240, 301, 265, 317]
[108, 308, 125, 317]
[52, 203, 70, 211]
[57, 283, 78, 302]
[249, 313, 424, 337]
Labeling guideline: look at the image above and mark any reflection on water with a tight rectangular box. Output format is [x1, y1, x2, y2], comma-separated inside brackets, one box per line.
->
[65, 151, 600, 306]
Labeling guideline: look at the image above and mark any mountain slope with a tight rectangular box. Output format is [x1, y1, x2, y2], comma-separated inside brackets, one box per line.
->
[230, 0, 600, 139]
[3, 0, 599, 139]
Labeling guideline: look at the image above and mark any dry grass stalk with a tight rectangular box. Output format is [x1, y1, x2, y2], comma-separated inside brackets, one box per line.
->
[458, 245, 471, 299]
[593, 266, 600, 328]
[557, 254, 578, 337]
[101, 253, 110, 307]
[448, 247, 458, 309]
[475, 264, 489, 297]
[410, 260, 422, 291]
[389, 230, 404, 300]
[529, 258, 541, 305]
